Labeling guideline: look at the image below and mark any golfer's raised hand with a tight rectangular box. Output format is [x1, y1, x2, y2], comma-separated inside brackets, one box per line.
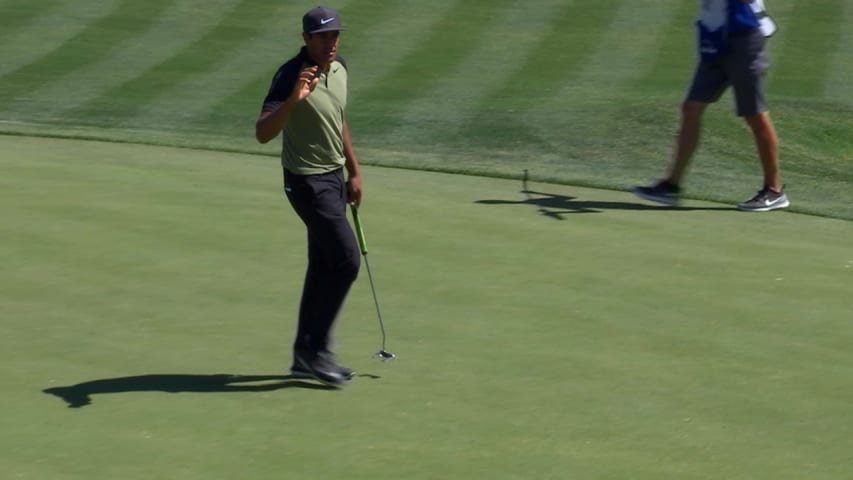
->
[292, 66, 319, 102]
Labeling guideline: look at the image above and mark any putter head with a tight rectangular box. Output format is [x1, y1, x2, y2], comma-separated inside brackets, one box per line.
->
[374, 350, 396, 362]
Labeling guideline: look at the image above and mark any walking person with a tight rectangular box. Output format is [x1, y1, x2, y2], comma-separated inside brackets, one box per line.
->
[631, 0, 789, 212]
[256, 6, 362, 385]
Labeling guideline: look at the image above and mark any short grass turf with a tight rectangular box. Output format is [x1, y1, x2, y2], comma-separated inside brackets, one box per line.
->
[2, 136, 853, 480]
[1, 0, 852, 219]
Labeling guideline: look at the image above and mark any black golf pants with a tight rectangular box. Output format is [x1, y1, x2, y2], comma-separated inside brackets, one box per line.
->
[284, 168, 360, 354]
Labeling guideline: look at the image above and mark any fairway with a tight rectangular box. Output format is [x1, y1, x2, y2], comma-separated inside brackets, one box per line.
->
[3, 136, 852, 479]
[1, 0, 852, 219]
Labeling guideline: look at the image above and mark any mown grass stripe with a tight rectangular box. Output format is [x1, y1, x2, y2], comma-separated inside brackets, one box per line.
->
[66, 0, 290, 128]
[0, 0, 169, 109]
[199, 73, 290, 140]
[822, 0, 853, 104]
[474, 0, 623, 110]
[0, 0, 63, 45]
[0, 0, 849, 221]
[629, 0, 696, 97]
[449, 0, 622, 155]
[1, 0, 246, 123]
[551, 0, 679, 106]
[376, 1, 574, 146]
[203, 0, 387, 137]
[771, 0, 846, 99]
[530, 0, 681, 157]
[208, 0, 461, 147]
[752, 0, 793, 87]
[529, 0, 688, 175]
[123, 1, 316, 132]
[0, 0, 120, 78]
[336, 0, 467, 139]
[353, 0, 515, 136]
[338, 0, 458, 91]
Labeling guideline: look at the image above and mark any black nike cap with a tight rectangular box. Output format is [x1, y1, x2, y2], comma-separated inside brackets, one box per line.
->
[303, 6, 345, 34]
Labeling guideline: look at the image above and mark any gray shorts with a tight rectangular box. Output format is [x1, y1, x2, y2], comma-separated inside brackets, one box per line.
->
[686, 29, 770, 117]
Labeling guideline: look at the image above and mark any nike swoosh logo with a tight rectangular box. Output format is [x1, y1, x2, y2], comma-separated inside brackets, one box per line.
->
[320, 17, 335, 25]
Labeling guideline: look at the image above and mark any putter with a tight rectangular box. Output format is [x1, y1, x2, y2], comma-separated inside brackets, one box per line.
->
[350, 205, 396, 362]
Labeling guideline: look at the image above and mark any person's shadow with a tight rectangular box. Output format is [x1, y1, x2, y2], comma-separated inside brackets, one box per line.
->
[476, 188, 730, 220]
[42, 373, 361, 408]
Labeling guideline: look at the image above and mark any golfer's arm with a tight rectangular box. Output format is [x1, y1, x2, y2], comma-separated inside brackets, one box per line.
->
[255, 99, 297, 144]
[342, 119, 361, 179]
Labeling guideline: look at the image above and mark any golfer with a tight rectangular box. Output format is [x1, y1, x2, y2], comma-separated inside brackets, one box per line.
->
[256, 6, 362, 385]
[632, 0, 789, 212]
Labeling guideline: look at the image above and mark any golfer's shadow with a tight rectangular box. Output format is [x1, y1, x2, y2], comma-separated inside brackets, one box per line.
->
[43, 373, 344, 408]
[476, 189, 729, 220]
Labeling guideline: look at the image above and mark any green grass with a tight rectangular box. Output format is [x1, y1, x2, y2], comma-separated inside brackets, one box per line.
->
[2, 1, 853, 478]
[3, 136, 853, 479]
[0, 0, 851, 219]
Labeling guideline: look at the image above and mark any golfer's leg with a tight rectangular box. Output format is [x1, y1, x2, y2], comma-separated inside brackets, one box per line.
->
[284, 171, 323, 353]
[300, 170, 360, 352]
[307, 215, 360, 352]
[294, 235, 323, 352]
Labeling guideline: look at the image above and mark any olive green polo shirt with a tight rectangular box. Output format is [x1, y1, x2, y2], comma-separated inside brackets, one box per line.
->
[262, 47, 348, 175]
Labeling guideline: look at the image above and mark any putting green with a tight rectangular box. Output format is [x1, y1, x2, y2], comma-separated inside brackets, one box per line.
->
[2, 135, 852, 480]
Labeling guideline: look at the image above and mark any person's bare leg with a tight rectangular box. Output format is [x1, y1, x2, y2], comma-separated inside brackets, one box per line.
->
[664, 100, 708, 185]
[743, 111, 781, 192]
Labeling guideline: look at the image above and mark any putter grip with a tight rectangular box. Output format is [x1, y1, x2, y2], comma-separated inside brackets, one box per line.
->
[350, 205, 368, 254]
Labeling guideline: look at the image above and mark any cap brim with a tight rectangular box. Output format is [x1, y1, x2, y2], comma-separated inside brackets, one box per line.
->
[306, 26, 345, 34]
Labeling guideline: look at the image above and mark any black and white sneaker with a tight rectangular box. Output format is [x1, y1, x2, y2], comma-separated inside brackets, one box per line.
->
[289, 363, 314, 379]
[737, 187, 790, 212]
[291, 350, 352, 385]
[630, 180, 681, 206]
[319, 350, 354, 380]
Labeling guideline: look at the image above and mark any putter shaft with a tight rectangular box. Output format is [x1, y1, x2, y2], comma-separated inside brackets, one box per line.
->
[350, 206, 395, 360]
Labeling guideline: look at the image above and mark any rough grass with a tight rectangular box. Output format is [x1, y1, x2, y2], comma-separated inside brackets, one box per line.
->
[0, 0, 851, 218]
